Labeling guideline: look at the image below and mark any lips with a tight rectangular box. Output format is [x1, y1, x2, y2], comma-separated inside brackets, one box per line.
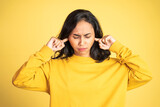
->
[78, 48, 87, 51]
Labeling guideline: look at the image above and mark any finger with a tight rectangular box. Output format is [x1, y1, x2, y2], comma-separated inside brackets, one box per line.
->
[55, 39, 60, 44]
[95, 38, 100, 41]
[99, 39, 105, 45]
[52, 39, 58, 46]
[62, 38, 68, 43]
[56, 43, 62, 48]
[99, 44, 105, 49]
[106, 35, 113, 41]
[52, 39, 58, 45]
[51, 37, 57, 42]
[99, 41, 106, 47]
[102, 38, 106, 44]
[99, 43, 110, 50]
[54, 41, 61, 47]
[105, 35, 115, 44]
[61, 42, 65, 48]
[104, 35, 110, 38]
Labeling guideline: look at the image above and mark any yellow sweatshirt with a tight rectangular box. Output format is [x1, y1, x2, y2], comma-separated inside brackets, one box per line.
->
[12, 41, 152, 107]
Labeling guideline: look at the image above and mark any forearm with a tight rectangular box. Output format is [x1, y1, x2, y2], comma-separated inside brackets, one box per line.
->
[12, 45, 54, 92]
[109, 41, 152, 90]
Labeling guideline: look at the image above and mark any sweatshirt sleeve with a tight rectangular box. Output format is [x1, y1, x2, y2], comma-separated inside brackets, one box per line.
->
[12, 45, 55, 93]
[109, 41, 152, 91]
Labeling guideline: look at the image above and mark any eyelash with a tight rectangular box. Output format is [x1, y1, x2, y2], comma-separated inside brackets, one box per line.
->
[73, 37, 79, 39]
[73, 36, 91, 39]
[85, 36, 91, 38]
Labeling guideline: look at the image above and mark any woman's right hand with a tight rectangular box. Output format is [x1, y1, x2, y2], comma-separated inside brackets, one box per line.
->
[46, 37, 68, 52]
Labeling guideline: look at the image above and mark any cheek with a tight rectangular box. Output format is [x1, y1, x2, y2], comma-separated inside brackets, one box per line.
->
[69, 38, 77, 48]
[87, 38, 95, 47]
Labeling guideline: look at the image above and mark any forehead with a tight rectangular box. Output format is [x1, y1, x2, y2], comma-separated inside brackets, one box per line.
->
[71, 20, 94, 34]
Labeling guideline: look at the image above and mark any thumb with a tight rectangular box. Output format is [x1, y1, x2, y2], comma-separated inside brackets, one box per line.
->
[62, 38, 68, 43]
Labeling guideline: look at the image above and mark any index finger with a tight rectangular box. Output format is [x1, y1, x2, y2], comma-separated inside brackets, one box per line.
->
[95, 38, 100, 41]
[62, 38, 68, 43]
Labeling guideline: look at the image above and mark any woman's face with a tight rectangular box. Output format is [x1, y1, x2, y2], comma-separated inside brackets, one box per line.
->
[68, 20, 95, 57]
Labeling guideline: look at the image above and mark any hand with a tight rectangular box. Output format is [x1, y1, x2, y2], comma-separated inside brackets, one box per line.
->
[46, 37, 68, 52]
[95, 35, 116, 50]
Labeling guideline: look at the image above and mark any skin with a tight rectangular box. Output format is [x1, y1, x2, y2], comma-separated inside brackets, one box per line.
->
[68, 20, 95, 57]
[95, 35, 116, 50]
[46, 20, 116, 57]
[46, 36, 68, 52]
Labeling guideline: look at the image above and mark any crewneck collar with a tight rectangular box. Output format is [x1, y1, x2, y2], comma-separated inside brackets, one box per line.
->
[69, 54, 96, 64]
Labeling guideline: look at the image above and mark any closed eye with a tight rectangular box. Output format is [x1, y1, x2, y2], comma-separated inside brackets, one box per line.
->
[73, 35, 79, 39]
[84, 33, 91, 38]
[73, 33, 91, 39]
[85, 36, 91, 38]
[73, 36, 79, 39]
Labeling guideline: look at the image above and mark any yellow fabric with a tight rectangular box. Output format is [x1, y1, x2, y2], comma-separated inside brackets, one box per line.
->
[12, 41, 152, 107]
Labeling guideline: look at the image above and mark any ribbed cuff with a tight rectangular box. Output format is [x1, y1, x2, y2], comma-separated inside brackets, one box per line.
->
[109, 40, 124, 54]
[39, 45, 54, 59]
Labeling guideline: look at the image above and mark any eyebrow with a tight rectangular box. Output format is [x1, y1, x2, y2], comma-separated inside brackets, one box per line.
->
[73, 33, 91, 36]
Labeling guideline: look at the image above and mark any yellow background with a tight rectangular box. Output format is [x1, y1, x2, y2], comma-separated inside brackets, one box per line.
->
[1, 0, 159, 107]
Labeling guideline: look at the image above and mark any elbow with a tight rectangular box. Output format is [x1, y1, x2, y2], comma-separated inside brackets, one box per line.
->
[12, 71, 20, 87]
[143, 70, 153, 82]
[12, 68, 23, 87]
[12, 76, 18, 87]
[127, 75, 152, 91]
[138, 74, 153, 83]
[138, 74, 153, 85]
[146, 75, 152, 82]
[12, 77, 24, 88]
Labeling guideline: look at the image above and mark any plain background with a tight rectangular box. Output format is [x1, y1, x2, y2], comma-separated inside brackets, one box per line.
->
[1, 0, 159, 107]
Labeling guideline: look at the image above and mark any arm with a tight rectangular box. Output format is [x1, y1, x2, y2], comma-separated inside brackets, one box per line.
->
[109, 41, 152, 91]
[12, 45, 54, 93]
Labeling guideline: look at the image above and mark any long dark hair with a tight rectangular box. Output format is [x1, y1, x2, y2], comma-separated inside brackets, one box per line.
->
[52, 9, 111, 62]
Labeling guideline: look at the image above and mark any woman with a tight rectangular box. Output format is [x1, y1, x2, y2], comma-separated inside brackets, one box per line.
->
[12, 9, 152, 107]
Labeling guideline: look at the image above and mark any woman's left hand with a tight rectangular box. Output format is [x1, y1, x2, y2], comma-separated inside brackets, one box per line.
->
[95, 35, 116, 50]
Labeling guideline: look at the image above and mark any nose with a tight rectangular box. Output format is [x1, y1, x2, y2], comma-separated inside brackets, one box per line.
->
[79, 37, 85, 46]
